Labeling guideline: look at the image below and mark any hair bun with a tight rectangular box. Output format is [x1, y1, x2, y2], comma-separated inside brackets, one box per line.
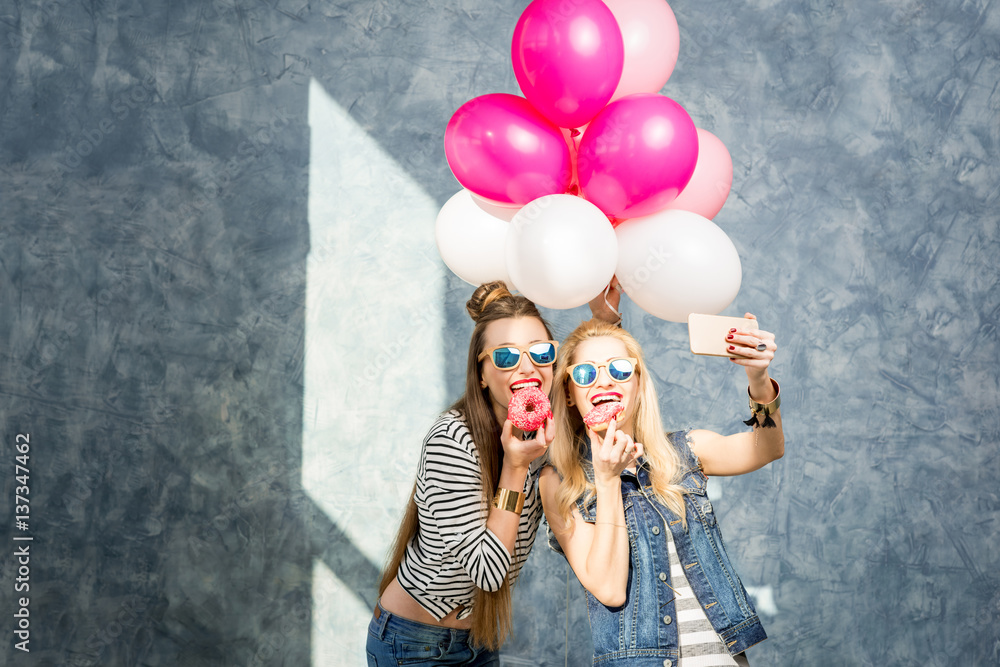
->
[466, 281, 513, 322]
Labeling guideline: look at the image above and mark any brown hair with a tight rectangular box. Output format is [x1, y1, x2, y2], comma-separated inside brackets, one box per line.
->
[377, 281, 552, 650]
[548, 319, 687, 528]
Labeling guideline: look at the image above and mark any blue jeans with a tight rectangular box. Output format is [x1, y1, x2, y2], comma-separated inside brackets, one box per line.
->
[366, 601, 499, 666]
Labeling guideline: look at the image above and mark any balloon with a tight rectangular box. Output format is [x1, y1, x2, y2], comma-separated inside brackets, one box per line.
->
[559, 126, 583, 195]
[511, 0, 624, 128]
[604, 0, 680, 102]
[435, 190, 516, 286]
[577, 94, 699, 219]
[666, 128, 733, 219]
[615, 209, 741, 322]
[445, 93, 572, 206]
[469, 193, 521, 220]
[506, 194, 618, 309]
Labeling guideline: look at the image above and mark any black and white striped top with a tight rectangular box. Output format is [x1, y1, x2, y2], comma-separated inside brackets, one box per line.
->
[396, 410, 544, 621]
[667, 527, 750, 666]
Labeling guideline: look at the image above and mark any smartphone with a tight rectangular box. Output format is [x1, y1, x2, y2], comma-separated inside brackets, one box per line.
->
[687, 313, 754, 357]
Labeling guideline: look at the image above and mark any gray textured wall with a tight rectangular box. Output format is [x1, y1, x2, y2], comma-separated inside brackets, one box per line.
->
[1, 1, 998, 666]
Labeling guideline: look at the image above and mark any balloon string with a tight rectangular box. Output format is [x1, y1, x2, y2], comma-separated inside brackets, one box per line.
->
[603, 282, 620, 321]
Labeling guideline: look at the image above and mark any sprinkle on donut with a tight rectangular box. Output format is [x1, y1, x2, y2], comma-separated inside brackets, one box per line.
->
[507, 386, 552, 431]
[583, 401, 623, 431]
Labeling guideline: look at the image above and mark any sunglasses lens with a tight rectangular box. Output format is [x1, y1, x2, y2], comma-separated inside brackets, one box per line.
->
[571, 363, 598, 387]
[492, 347, 522, 369]
[528, 342, 557, 365]
[608, 358, 635, 381]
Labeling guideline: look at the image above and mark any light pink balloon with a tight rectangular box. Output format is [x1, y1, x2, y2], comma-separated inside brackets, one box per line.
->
[577, 93, 698, 219]
[444, 93, 572, 206]
[512, 0, 624, 128]
[665, 128, 733, 219]
[605, 0, 680, 102]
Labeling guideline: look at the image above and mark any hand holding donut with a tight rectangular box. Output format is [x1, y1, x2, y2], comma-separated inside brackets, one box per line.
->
[501, 416, 554, 468]
[589, 419, 644, 486]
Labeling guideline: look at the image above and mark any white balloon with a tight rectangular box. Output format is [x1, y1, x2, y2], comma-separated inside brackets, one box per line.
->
[615, 209, 742, 322]
[506, 194, 617, 309]
[435, 190, 515, 286]
[469, 193, 520, 222]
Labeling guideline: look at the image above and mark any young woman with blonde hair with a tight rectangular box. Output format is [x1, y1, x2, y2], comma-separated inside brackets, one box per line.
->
[541, 315, 785, 666]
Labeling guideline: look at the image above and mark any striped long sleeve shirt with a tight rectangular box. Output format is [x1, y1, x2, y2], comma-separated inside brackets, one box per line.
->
[396, 410, 543, 621]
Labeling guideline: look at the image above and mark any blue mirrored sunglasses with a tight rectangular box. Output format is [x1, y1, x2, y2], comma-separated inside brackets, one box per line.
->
[478, 340, 559, 370]
[568, 357, 638, 387]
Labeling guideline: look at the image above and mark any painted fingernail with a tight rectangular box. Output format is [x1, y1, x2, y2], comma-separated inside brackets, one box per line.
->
[727, 334, 734, 340]
[729, 328, 737, 333]
[728, 345, 735, 351]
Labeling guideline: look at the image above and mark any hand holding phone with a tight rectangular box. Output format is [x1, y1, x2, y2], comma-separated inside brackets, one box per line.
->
[687, 313, 757, 358]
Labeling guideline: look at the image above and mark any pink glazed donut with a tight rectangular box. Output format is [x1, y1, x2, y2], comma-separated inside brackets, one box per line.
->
[583, 402, 623, 431]
[507, 386, 552, 431]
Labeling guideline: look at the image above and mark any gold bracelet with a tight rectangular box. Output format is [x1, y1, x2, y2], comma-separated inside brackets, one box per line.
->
[745, 378, 781, 428]
[492, 488, 525, 514]
[595, 522, 627, 528]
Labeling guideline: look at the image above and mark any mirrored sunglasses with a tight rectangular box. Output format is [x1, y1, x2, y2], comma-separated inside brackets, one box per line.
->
[478, 340, 559, 370]
[568, 357, 638, 388]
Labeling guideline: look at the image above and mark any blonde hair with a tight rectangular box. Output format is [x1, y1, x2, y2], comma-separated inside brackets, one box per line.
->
[549, 319, 688, 526]
[377, 281, 551, 650]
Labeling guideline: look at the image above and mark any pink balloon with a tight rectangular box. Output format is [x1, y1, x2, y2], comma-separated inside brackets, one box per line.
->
[577, 93, 698, 219]
[559, 126, 584, 195]
[444, 93, 572, 206]
[511, 0, 624, 128]
[666, 128, 733, 219]
[604, 0, 680, 102]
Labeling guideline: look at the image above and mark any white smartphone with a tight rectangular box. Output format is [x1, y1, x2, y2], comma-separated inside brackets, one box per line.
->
[687, 313, 754, 358]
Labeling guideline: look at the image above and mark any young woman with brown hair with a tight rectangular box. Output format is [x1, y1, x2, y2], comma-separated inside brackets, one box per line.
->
[367, 281, 612, 665]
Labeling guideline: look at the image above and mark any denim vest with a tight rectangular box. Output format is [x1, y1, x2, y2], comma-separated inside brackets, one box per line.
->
[549, 431, 767, 666]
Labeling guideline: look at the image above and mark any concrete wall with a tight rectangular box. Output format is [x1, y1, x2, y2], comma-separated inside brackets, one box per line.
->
[1, 1, 997, 665]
